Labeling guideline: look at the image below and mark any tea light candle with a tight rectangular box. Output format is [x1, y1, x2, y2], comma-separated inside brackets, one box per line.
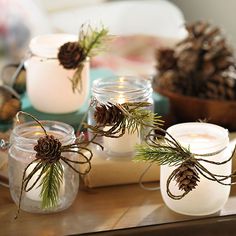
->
[102, 95, 141, 157]
[103, 126, 140, 156]
[160, 122, 231, 216]
[25, 162, 65, 201]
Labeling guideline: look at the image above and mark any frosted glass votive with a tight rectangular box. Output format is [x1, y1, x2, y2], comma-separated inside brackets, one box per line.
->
[160, 122, 232, 216]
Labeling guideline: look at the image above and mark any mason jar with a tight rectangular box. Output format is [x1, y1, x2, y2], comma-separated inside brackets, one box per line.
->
[25, 34, 90, 114]
[8, 120, 80, 213]
[88, 76, 153, 159]
[160, 122, 231, 216]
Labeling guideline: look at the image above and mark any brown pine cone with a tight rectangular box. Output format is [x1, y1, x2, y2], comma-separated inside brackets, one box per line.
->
[155, 21, 236, 100]
[58, 42, 86, 69]
[156, 48, 176, 72]
[177, 49, 199, 75]
[156, 70, 186, 94]
[34, 135, 62, 162]
[94, 103, 124, 126]
[174, 160, 200, 192]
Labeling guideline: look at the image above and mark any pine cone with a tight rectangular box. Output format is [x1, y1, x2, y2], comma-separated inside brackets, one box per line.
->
[34, 135, 62, 162]
[156, 70, 185, 94]
[156, 48, 176, 72]
[58, 42, 86, 69]
[0, 86, 21, 122]
[154, 21, 236, 100]
[174, 160, 200, 192]
[94, 103, 124, 126]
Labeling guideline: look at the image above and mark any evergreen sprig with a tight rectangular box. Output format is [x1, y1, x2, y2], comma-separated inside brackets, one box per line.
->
[72, 24, 109, 92]
[79, 24, 109, 58]
[40, 162, 63, 209]
[120, 102, 163, 134]
[135, 144, 187, 166]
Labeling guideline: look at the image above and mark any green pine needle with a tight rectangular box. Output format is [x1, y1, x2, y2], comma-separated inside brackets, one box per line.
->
[79, 24, 109, 57]
[40, 162, 63, 209]
[71, 24, 109, 92]
[134, 144, 186, 166]
[120, 102, 164, 134]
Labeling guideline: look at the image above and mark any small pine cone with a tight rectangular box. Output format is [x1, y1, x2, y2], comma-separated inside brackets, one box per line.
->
[58, 42, 86, 69]
[34, 135, 62, 162]
[94, 104, 124, 126]
[156, 48, 176, 72]
[175, 160, 200, 192]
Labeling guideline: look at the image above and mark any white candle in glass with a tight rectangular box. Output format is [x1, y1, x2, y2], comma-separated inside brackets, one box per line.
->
[160, 122, 231, 216]
[25, 162, 65, 201]
[103, 95, 141, 157]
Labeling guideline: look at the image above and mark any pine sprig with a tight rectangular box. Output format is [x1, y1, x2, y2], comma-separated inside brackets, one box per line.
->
[72, 24, 109, 92]
[119, 102, 164, 134]
[40, 162, 63, 209]
[79, 24, 109, 58]
[135, 144, 187, 166]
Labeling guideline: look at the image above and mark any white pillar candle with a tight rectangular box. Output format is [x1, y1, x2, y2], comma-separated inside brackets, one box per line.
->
[103, 126, 140, 156]
[160, 122, 231, 216]
[25, 162, 65, 201]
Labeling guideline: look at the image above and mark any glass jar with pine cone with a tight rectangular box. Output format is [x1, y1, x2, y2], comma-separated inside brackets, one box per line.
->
[88, 76, 153, 159]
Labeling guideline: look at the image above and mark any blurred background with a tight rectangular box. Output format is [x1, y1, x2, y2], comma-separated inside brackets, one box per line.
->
[1, 0, 235, 72]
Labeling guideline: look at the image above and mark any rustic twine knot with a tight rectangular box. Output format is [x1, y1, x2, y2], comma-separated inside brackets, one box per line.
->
[34, 135, 62, 163]
[58, 42, 86, 69]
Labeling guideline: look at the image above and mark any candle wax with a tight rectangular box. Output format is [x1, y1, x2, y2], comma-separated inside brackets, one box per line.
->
[103, 126, 140, 155]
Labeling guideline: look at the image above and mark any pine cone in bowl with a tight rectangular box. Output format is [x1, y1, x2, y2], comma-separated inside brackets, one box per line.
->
[153, 21, 236, 130]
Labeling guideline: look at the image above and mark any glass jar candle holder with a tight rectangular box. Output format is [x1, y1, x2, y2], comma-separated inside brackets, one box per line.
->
[88, 76, 153, 159]
[8, 120, 79, 213]
[25, 34, 90, 114]
[160, 122, 231, 216]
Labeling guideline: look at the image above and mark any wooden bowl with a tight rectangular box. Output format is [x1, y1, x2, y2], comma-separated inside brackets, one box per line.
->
[156, 89, 236, 131]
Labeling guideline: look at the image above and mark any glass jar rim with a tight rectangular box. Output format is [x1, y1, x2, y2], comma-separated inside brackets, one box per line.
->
[92, 76, 152, 103]
[12, 120, 75, 145]
[29, 34, 77, 58]
[166, 122, 229, 151]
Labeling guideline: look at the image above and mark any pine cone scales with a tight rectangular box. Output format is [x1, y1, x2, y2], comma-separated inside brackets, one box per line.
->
[175, 160, 200, 192]
[94, 104, 124, 126]
[155, 21, 236, 100]
[156, 48, 176, 72]
[34, 135, 62, 162]
[58, 42, 86, 69]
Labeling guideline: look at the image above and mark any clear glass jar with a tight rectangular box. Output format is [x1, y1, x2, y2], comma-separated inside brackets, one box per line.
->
[160, 122, 231, 216]
[25, 34, 90, 114]
[88, 76, 153, 159]
[8, 120, 80, 213]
